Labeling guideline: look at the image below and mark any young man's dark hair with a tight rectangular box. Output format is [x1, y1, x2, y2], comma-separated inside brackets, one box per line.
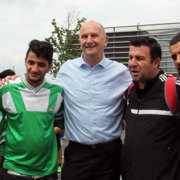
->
[0, 69, 15, 79]
[25, 39, 53, 64]
[130, 37, 162, 63]
[170, 32, 180, 46]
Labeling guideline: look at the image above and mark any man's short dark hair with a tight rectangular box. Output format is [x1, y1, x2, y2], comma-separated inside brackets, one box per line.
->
[130, 37, 162, 63]
[25, 40, 53, 64]
[170, 33, 180, 46]
[0, 69, 15, 79]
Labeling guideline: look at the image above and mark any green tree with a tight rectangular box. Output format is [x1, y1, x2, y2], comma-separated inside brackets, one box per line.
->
[45, 16, 86, 76]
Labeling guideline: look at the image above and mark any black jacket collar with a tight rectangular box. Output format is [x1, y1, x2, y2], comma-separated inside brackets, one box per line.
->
[133, 70, 164, 95]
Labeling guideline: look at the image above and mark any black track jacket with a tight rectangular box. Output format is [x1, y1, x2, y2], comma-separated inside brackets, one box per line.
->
[121, 71, 180, 180]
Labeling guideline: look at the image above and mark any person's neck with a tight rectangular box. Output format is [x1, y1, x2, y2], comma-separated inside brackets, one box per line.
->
[25, 74, 44, 88]
[138, 70, 160, 90]
[139, 82, 146, 90]
[83, 54, 103, 67]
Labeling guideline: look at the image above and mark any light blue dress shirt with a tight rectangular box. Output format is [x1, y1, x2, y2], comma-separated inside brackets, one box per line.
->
[56, 54, 132, 144]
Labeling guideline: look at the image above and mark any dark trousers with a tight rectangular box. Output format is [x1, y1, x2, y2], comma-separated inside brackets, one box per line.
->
[1, 168, 57, 180]
[61, 138, 122, 180]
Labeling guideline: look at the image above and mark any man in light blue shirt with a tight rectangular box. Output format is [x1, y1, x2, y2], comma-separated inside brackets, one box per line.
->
[56, 21, 132, 180]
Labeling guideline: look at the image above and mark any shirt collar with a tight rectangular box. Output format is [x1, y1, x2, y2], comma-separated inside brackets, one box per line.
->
[133, 70, 163, 92]
[78, 54, 107, 68]
[22, 74, 45, 93]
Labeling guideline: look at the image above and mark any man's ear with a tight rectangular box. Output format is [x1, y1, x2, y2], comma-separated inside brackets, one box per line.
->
[25, 59, 27, 66]
[153, 58, 160, 68]
[48, 63, 53, 72]
[104, 36, 109, 47]
[78, 39, 82, 50]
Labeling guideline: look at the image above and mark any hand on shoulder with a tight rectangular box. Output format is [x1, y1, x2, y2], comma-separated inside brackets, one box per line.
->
[0, 75, 18, 86]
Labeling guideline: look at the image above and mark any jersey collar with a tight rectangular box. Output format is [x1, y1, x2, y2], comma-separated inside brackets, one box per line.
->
[22, 74, 45, 93]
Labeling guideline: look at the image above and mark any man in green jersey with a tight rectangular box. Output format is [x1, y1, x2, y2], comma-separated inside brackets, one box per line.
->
[0, 40, 64, 180]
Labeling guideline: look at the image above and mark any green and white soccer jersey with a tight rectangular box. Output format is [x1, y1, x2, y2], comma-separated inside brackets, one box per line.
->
[0, 112, 6, 156]
[0, 75, 64, 176]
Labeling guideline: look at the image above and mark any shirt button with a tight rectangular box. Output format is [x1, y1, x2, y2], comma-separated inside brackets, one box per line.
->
[91, 123, 94, 126]
[90, 97, 93, 100]
[90, 110, 94, 113]
[90, 85, 93, 87]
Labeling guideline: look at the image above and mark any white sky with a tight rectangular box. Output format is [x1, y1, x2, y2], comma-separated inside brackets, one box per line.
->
[0, 0, 179, 76]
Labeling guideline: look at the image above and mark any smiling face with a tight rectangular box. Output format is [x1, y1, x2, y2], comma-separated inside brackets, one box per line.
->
[79, 21, 108, 66]
[25, 51, 52, 87]
[170, 41, 180, 75]
[128, 45, 160, 89]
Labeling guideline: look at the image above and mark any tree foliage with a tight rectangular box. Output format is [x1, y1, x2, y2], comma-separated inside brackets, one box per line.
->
[45, 13, 86, 76]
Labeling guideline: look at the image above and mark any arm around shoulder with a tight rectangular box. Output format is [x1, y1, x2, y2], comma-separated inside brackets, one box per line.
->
[0, 75, 18, 86]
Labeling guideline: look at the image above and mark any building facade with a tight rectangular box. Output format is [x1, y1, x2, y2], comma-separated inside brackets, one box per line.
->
[104, 22, 180, 74]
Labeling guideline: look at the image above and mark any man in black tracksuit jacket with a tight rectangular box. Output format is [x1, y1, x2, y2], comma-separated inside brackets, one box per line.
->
[121, 37, 180, 180]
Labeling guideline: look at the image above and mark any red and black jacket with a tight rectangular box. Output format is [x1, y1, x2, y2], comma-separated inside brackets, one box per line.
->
[121, 71, 180, 180]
